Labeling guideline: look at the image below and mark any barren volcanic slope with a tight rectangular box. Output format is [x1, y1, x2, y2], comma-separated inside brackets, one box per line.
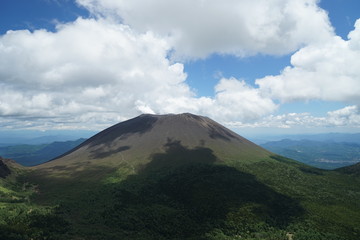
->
[10, 113, 359, 239]
[37, 113, 270, 167]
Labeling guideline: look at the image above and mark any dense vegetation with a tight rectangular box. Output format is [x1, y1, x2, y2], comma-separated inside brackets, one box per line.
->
[0, 158, 69, 240]
[0, 141, 354, 240]
[261, 139, 360, 169]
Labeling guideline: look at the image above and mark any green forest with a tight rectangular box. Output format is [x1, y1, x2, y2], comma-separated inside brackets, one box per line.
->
[1, 149, 359, 240]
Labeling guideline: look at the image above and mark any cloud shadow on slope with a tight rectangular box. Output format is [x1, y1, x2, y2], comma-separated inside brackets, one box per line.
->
[90, 145, 131, 159]
[101, 139, 304, 238]
[87, 114, 158, 147]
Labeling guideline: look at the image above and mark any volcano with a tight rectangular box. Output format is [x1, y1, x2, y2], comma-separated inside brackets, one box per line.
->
[19, 113, 360, 240]
[34, 113, 271, 173]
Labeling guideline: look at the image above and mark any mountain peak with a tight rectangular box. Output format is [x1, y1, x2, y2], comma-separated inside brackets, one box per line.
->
[137, 112, 207, 122]
[36, 113, 270, 169]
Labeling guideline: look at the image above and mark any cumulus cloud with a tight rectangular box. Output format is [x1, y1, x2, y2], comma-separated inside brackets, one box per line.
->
[76, 0, 333, 59]
[0, 18, 188, 127]
[327, 105, 360, 127]
[0, 19, 276, 129]
[227, 105, 360, 129]
[256, 19, 360, 103]
[203, 78, 278, 122]
[1, 0, 358, 132]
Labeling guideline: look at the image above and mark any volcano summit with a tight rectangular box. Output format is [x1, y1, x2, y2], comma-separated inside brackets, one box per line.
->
[36, 113, 270, 172]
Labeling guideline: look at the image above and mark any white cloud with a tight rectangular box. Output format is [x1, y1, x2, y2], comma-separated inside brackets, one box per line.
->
[204, 78, 278, 122]
[256, 19, 360, 103]
[0, 18, 188, 127]
[76, 0, 333, 59]
[1, 1, 358, 132]
[127, 77, 279, 123]
[227, 105, 360, 129]
[327, 105, 360, 127]
[0, 19, 276, 129]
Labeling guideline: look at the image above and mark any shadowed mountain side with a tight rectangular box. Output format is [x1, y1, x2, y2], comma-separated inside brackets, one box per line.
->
[45, 114, 158, 163]
[83, 114, 158, 148]
[100, 142, 303, 238]
[336, 162, 360, 175]
[0, 158, 11, 178]
[138, 139, 217, 172]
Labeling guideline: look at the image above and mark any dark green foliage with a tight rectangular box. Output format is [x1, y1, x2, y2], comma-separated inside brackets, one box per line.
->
[101, 163, 303, 239]
[337, 162, 360, 175]
[3, 147, 358, 240]
[0, 167, 70, 240]
[41, 141, 305, 239]
[236, 155, 360, 240]
[2, 134, 360, 239]
[0, 206, 70, 240]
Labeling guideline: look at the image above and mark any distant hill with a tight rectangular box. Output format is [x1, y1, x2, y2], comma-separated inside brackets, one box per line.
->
[261, 139, 360, 169]
[251, 132, 360, 145]
[337, 162, 360, 175]
[291, 133, 360, 143]
[0, 130, 96, 146]
[0, 138, 86, 166]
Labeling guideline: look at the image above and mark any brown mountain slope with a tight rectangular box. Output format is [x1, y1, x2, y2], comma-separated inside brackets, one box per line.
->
[32, 113, 271, 175]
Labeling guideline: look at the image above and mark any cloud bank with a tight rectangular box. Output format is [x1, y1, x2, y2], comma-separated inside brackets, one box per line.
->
[0, 0, 359, 131]
[0, 18, 276, 129]
[228, 105, 360, 129]
[77, 0, 333, 59]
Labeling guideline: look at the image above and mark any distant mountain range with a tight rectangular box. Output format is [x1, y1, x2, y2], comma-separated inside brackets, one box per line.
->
[261, 139, 360, 169]
[250, 132, 360, 145]
[0, 138, 86, 166]
[0, 129, 95, 146]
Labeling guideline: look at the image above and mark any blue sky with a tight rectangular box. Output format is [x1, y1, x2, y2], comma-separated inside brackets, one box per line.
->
[0, 0, 360, 137]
